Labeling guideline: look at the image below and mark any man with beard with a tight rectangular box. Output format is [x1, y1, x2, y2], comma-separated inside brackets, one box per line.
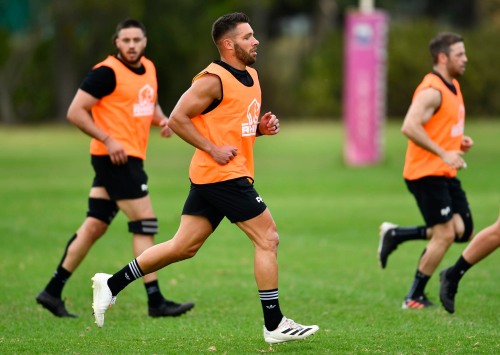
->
[90, 12, 319, 344]
[377, 32, 475, 309]
[36, 19, 194, 319]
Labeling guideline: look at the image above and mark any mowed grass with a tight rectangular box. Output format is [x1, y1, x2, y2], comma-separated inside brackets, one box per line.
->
[0, 120, 498, 354]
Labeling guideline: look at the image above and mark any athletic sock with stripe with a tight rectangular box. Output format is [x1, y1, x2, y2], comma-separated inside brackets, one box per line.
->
[259, 289, 284, 331]
[107, 259, 144, 296]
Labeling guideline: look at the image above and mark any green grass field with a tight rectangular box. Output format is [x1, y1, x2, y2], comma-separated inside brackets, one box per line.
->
[0, 120, 498, 354]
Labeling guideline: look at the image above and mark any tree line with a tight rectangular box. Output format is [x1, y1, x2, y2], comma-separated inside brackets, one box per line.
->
[0, 0, 498, 124]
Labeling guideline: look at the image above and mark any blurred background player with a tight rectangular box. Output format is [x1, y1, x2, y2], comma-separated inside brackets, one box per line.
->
[36, 18, 194, 318]
[377, 32, 474, 309]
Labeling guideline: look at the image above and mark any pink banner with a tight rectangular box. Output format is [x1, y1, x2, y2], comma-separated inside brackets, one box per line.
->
[343, 10, 389, 165]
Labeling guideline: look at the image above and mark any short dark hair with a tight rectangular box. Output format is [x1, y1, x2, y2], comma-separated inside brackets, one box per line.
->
[112, 18, 146, 44]
[211, 12, 250, 45]
[429, 32, 463, 63]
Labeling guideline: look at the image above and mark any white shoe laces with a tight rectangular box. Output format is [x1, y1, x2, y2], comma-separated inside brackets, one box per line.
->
[283, 318, 303, 330]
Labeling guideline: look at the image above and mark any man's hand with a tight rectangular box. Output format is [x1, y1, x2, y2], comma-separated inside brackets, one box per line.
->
[460, 135, 473, 153]
[104, 137, 128, 165]
[209, 145, 238, 165]
[159, 118, 174, 138]
[441, 150, 467, 170]
[257, 112, 280, 135]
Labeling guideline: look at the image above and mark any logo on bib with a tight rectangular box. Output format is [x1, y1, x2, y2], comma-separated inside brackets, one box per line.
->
[242, 98, 260, 136]
[134, 84, 155, 116]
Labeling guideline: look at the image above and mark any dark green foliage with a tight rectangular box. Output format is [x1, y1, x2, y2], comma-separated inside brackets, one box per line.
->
[2, 1, 500, 122]
[386, 20, 438, 118]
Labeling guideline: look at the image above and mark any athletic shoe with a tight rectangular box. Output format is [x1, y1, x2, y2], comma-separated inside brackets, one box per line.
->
[148, 299, 195, 317]
[91, 273, 116, 327]
[439, 267, 458, 314]
[402, 294, 435, 309]
[263, 316, 319, 344]
[378, 222, 399, 269]
[36, 290, 77, 318]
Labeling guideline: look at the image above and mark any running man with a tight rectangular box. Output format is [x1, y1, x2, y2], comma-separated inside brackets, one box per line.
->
[377, 32, 474, 309]
[90, 12, 319, 344]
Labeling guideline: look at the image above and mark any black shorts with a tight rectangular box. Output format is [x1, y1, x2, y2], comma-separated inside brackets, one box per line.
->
[405, 176, 470, 227]
[182, 177, 267, 230]
[91, 155, 149, 200]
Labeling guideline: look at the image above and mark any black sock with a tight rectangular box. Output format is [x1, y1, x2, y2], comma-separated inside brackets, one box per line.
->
[45, 266, 72, 299]
[107, 259, 144, 296]
[259, 289, 283, 331]
[144, 280, 165, 307]
[446, 255, 473, 283]
[406, 270, 431, 299]
[44, 233, 77, 298]
[393, 226, 427, 244]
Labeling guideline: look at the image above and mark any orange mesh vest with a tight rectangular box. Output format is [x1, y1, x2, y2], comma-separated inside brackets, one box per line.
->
[89, 55, 157, 160]
[403, 73, 465, 180]
[189, 63, 261, 184]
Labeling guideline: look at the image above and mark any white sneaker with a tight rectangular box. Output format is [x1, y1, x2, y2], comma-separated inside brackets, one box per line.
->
[91, 273, 116, 327]
[263, 316, 319, 344]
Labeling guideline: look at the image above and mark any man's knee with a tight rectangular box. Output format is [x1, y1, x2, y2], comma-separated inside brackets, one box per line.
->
[87, 198, 118, 224]
[431, 222, 455, 245]
[261, 228, 279, 253]
[271, 230, 280, 248]
[83, 219, 109, 239]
